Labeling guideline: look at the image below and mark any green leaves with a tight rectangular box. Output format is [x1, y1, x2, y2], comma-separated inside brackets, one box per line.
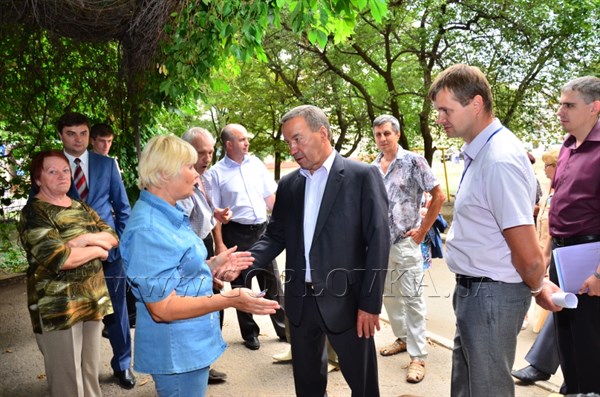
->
[368, 0, 387, 22]
[154, 0, 388, 100]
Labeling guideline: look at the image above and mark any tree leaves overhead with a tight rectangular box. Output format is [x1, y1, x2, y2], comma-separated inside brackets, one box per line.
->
[198, 0, 599, 167]
[155, 0, 387, 100]
[0, 0, 386, 202]
[1, 0, 599, 205]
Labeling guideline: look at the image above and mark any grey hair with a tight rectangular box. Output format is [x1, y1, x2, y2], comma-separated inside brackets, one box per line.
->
[561, 76, 600, 104]
[280, 105, 332, 141]
[372, 115, 400, 133]
[182, 127, 215, 145]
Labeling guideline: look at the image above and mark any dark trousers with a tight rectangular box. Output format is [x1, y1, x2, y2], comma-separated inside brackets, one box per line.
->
[550, 250, 600, 394]
[203, 234, 224, 329]
[222, 221, 286, 340]
[525, 315, 560, 375]
[102, 258, 132, 372]
[290, 295, 379, 397]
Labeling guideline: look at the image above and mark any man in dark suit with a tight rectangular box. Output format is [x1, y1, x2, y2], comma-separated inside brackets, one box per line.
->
[250, 105, 390, 397]
[57, 112, 135, 389]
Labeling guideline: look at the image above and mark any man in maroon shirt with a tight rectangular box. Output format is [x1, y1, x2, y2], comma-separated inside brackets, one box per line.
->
[547, 75, 600, 394]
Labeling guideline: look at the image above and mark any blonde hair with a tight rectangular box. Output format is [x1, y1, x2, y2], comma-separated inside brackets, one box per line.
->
[138, 135, 197, 189]
[541, 149, 559, 166]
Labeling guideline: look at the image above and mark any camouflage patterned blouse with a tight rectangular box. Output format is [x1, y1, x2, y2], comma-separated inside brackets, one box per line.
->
[18, 198, 115, 334]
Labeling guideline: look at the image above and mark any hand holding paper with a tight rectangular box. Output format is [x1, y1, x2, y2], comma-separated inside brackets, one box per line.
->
[551, 292, 578, 308]
[534, 279, 563, 312]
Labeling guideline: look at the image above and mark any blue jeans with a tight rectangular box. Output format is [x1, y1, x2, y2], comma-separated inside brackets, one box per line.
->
[451, 280, 529, 397]
[153, 367, 209, 397]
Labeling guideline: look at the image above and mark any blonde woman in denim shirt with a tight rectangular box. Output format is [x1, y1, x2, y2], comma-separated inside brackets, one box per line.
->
[121, 135, 280, 397]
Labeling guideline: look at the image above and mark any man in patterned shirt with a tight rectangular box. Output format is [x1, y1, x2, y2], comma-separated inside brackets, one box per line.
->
[372, 115, 446, 383]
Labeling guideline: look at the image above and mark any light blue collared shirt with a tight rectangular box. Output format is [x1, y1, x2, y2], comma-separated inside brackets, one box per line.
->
[121, 190, 226, 374]
[446, 119, 536, 283]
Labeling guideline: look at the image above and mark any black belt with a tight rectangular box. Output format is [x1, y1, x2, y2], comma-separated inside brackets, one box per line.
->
[552, 234, 600, 247]
[227, 221, 266, 231]
[456, 274, 496, 288]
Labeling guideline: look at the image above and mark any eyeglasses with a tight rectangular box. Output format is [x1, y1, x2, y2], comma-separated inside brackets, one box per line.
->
[544, 163, 556, 169]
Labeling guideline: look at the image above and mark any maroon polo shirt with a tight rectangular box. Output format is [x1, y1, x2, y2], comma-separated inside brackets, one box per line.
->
[549, 119, 600, 237]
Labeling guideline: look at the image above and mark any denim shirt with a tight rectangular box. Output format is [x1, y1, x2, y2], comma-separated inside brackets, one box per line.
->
[121, 190, 226, 374]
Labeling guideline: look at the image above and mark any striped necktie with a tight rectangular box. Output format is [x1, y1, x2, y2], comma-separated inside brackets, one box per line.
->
[73, 158, 89, 201]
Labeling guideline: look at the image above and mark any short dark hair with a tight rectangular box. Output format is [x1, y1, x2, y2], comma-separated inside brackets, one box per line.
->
[90, 123, 114, 139]
[428, 64, 494, 114]
[30, 150, 70, 193]
[56, 112, 90, 133]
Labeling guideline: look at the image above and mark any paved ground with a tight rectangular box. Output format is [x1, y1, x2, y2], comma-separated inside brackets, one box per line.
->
[0, 254, 560, 397]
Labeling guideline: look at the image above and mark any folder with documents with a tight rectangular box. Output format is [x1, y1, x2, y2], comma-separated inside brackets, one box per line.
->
[553, 241, 600, 293]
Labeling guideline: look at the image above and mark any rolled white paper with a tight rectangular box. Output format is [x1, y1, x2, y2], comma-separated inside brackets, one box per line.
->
[551, 292, 578, 309]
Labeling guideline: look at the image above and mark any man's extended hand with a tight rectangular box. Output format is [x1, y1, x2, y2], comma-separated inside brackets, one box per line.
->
[357, 309, 380, 338]
[214, 207, 232, 224]
[535, 279, 563, 312]
[209, 245, 254, 282]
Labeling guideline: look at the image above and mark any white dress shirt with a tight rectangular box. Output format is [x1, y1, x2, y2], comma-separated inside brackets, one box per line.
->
[300, 150, 336, 282]
[63, 150, 90, 184]
[209, 155, 277, 225]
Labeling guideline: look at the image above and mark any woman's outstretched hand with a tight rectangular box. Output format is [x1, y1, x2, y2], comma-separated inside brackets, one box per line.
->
[221, 288, 280, 315]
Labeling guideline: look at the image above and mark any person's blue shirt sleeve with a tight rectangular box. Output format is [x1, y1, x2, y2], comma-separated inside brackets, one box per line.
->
[124, 224, 183, 304]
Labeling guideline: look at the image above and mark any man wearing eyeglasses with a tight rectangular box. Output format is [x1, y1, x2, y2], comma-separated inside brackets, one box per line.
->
[546, 76, 600, 394]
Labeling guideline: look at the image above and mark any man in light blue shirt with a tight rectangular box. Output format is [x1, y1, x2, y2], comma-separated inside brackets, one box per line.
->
[428, 64, 555, 396]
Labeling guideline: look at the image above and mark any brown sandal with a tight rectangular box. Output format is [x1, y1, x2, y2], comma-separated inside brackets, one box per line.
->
[407, 359, 425, 383]
[379, 338, 407, 357]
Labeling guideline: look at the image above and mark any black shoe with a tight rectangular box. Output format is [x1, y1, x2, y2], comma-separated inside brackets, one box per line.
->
[102, 325, 109, 339]
[208, 368, 227, 384]
[511, 365, 550, 383]
[113, 368, 136, 389]
[244, 336, 260, 350]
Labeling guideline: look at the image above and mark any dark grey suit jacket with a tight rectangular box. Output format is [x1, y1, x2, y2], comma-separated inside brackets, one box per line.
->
[250, 152, 390, 333]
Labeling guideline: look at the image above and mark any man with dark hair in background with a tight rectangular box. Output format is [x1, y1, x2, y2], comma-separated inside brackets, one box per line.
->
[90, 122, 114, 157]
[546, 76, 600, 394]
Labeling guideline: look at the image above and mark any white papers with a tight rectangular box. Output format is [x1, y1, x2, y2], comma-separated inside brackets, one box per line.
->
[551, 292, 578, 308]
[553, 241, 600, 294]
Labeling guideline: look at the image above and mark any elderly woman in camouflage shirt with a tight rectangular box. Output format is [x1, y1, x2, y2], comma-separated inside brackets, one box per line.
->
[19, 150, 117, 397]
